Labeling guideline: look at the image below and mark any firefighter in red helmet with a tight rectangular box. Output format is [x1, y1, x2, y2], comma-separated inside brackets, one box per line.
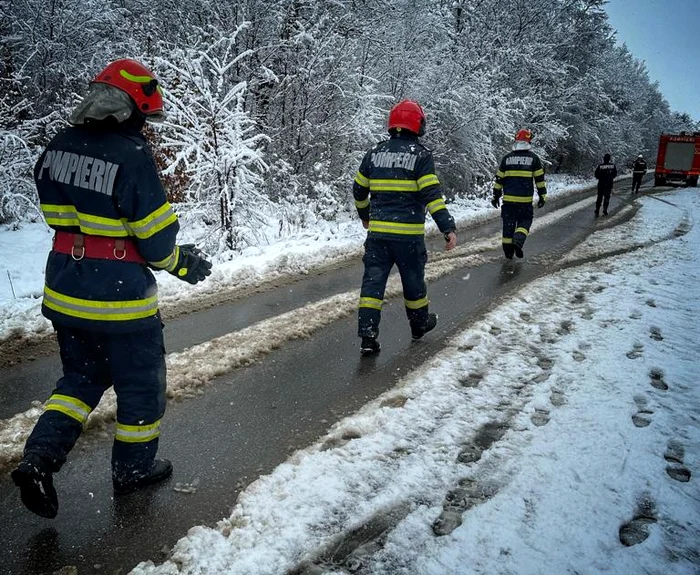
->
[11, 59, 212, 518]
[353, 100, 457, 356]
[491, 129, 547, 259]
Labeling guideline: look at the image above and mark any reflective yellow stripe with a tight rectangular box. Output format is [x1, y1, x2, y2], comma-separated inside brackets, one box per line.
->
[417, 174, 439, 190]
[149, 246, 179, 271]
[359, 297, 383, 310]
[496, 170, 505, 178]
[533, 169, 544, 177]
[119, 70, 163, 95]
[368, 220, 425, 235]
[42, 204, 129, 236]
[494, 182, 503, 190]
[354, 172, 370, 187]
[503, 170, 534, 178]
[43, 285, 158, 321]
[369, 179, 419, 192]
[536, 181, 547, 189]
[515, 227, 529, 236]
[355, 198, 370, 209]
[503, 195, 534, 203]
[502, 237, 513, 244]
[45, 394, 92, 424]
[127, 202, 177, 239]
[426, 198, 446, 214]
[404, 296, 428, 310]
[115, 420, 161, 443]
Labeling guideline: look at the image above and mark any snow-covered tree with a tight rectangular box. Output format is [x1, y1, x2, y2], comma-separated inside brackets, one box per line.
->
[156, 27, 269, 252]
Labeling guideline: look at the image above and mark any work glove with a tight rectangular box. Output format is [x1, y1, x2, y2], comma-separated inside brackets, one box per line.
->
[171, 244, 212, 285]
[537, 196, 546, 208]
[491, 197, 501, 209]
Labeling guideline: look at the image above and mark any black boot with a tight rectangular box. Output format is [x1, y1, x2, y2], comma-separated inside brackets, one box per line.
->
[113, 459, 173, 495]
[360, 336, 381, 356]
[11, 454, 58, 519]
[514, 244, 524, 258]
[412, 313, 437, 340]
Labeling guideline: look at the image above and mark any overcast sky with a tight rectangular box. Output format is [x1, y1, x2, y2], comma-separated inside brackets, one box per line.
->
[604, 0, 700, 121]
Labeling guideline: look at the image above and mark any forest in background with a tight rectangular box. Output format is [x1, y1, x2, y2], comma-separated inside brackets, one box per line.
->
[1, 0, 698, 252]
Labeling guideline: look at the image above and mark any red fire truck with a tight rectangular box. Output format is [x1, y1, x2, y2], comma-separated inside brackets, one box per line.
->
[654, 132, 700, 187]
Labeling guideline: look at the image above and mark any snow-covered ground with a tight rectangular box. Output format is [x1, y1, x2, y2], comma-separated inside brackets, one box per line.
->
[127, 187, 697, 574]
[3, 177, 698, 574]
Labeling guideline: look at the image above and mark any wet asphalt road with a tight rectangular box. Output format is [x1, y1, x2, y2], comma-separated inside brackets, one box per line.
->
[0, 183, 644, 574]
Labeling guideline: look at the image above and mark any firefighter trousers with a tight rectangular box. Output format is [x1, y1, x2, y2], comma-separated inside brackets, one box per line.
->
[632, 173, 643, 193]
[358, 237, 429, 338]
[23, 323, 167, 482]
[501, 203, 534, 258]
[596, 185, 612, 214]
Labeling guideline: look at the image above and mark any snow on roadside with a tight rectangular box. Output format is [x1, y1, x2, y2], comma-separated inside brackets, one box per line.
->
[0, 175, 597, 343]
[128, 189, 699, 574]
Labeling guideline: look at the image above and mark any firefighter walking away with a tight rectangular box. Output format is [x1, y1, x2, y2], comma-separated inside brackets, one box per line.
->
[11, 59, 212, 518]
[594, 153, 617, 217]
[353, 100, 457, 356]
[491, 129, 547, 259]
[632, 154, 647, 193]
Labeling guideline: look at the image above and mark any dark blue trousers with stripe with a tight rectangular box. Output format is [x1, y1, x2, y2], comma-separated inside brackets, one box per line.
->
[24, 322, 166, 480]
[501, 203, 534, 257]
[358, 237, 429, 338]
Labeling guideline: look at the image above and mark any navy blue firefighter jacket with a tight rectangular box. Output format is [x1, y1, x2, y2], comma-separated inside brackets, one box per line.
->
[352, 132, 456, 240]
[34, 121, 180, 333]
[492, 149, 547, 206]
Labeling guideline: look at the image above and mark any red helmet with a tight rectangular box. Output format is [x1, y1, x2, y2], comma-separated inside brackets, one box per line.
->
[93, 59, 164, 118]
[514, 129, 533, 143]
[388, 100, 426, 136]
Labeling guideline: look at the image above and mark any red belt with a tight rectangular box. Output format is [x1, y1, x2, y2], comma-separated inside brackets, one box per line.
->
[53, 232, 146, 264]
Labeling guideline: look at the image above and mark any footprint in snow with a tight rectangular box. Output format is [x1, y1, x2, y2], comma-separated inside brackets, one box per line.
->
[629, 310, 642, 320]
[572, 349, 586, 362]
[433, 479, 498, 537]
[646, 299, 657, 308]
[531, 408, 550, 427]
[580, 306, 594, 320]
[456, 444, 483, 464]
[489, 325, 502, 336]
[458, 372, 483, 388]
[537, 356, 554, 370]
[649, 326, 663, 341]
[632, 395, 653, 428]
[649, 368, 669, 391]
[626, 342, 644, 359]
[571, 292, 586, 304]
[557, 320, 574, 335]
[619, 494, 657, 547]
[664, 439, 692, 483]
[550, 388, 566, 407]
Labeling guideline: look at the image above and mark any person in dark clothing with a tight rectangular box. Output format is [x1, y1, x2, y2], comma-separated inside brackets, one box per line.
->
[594, 153, 618, 217]
[11, 59, 212, 518]
[632, 154, 647, 194]
[491, 129, 547, 259]
[353, 100, 457, 356]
